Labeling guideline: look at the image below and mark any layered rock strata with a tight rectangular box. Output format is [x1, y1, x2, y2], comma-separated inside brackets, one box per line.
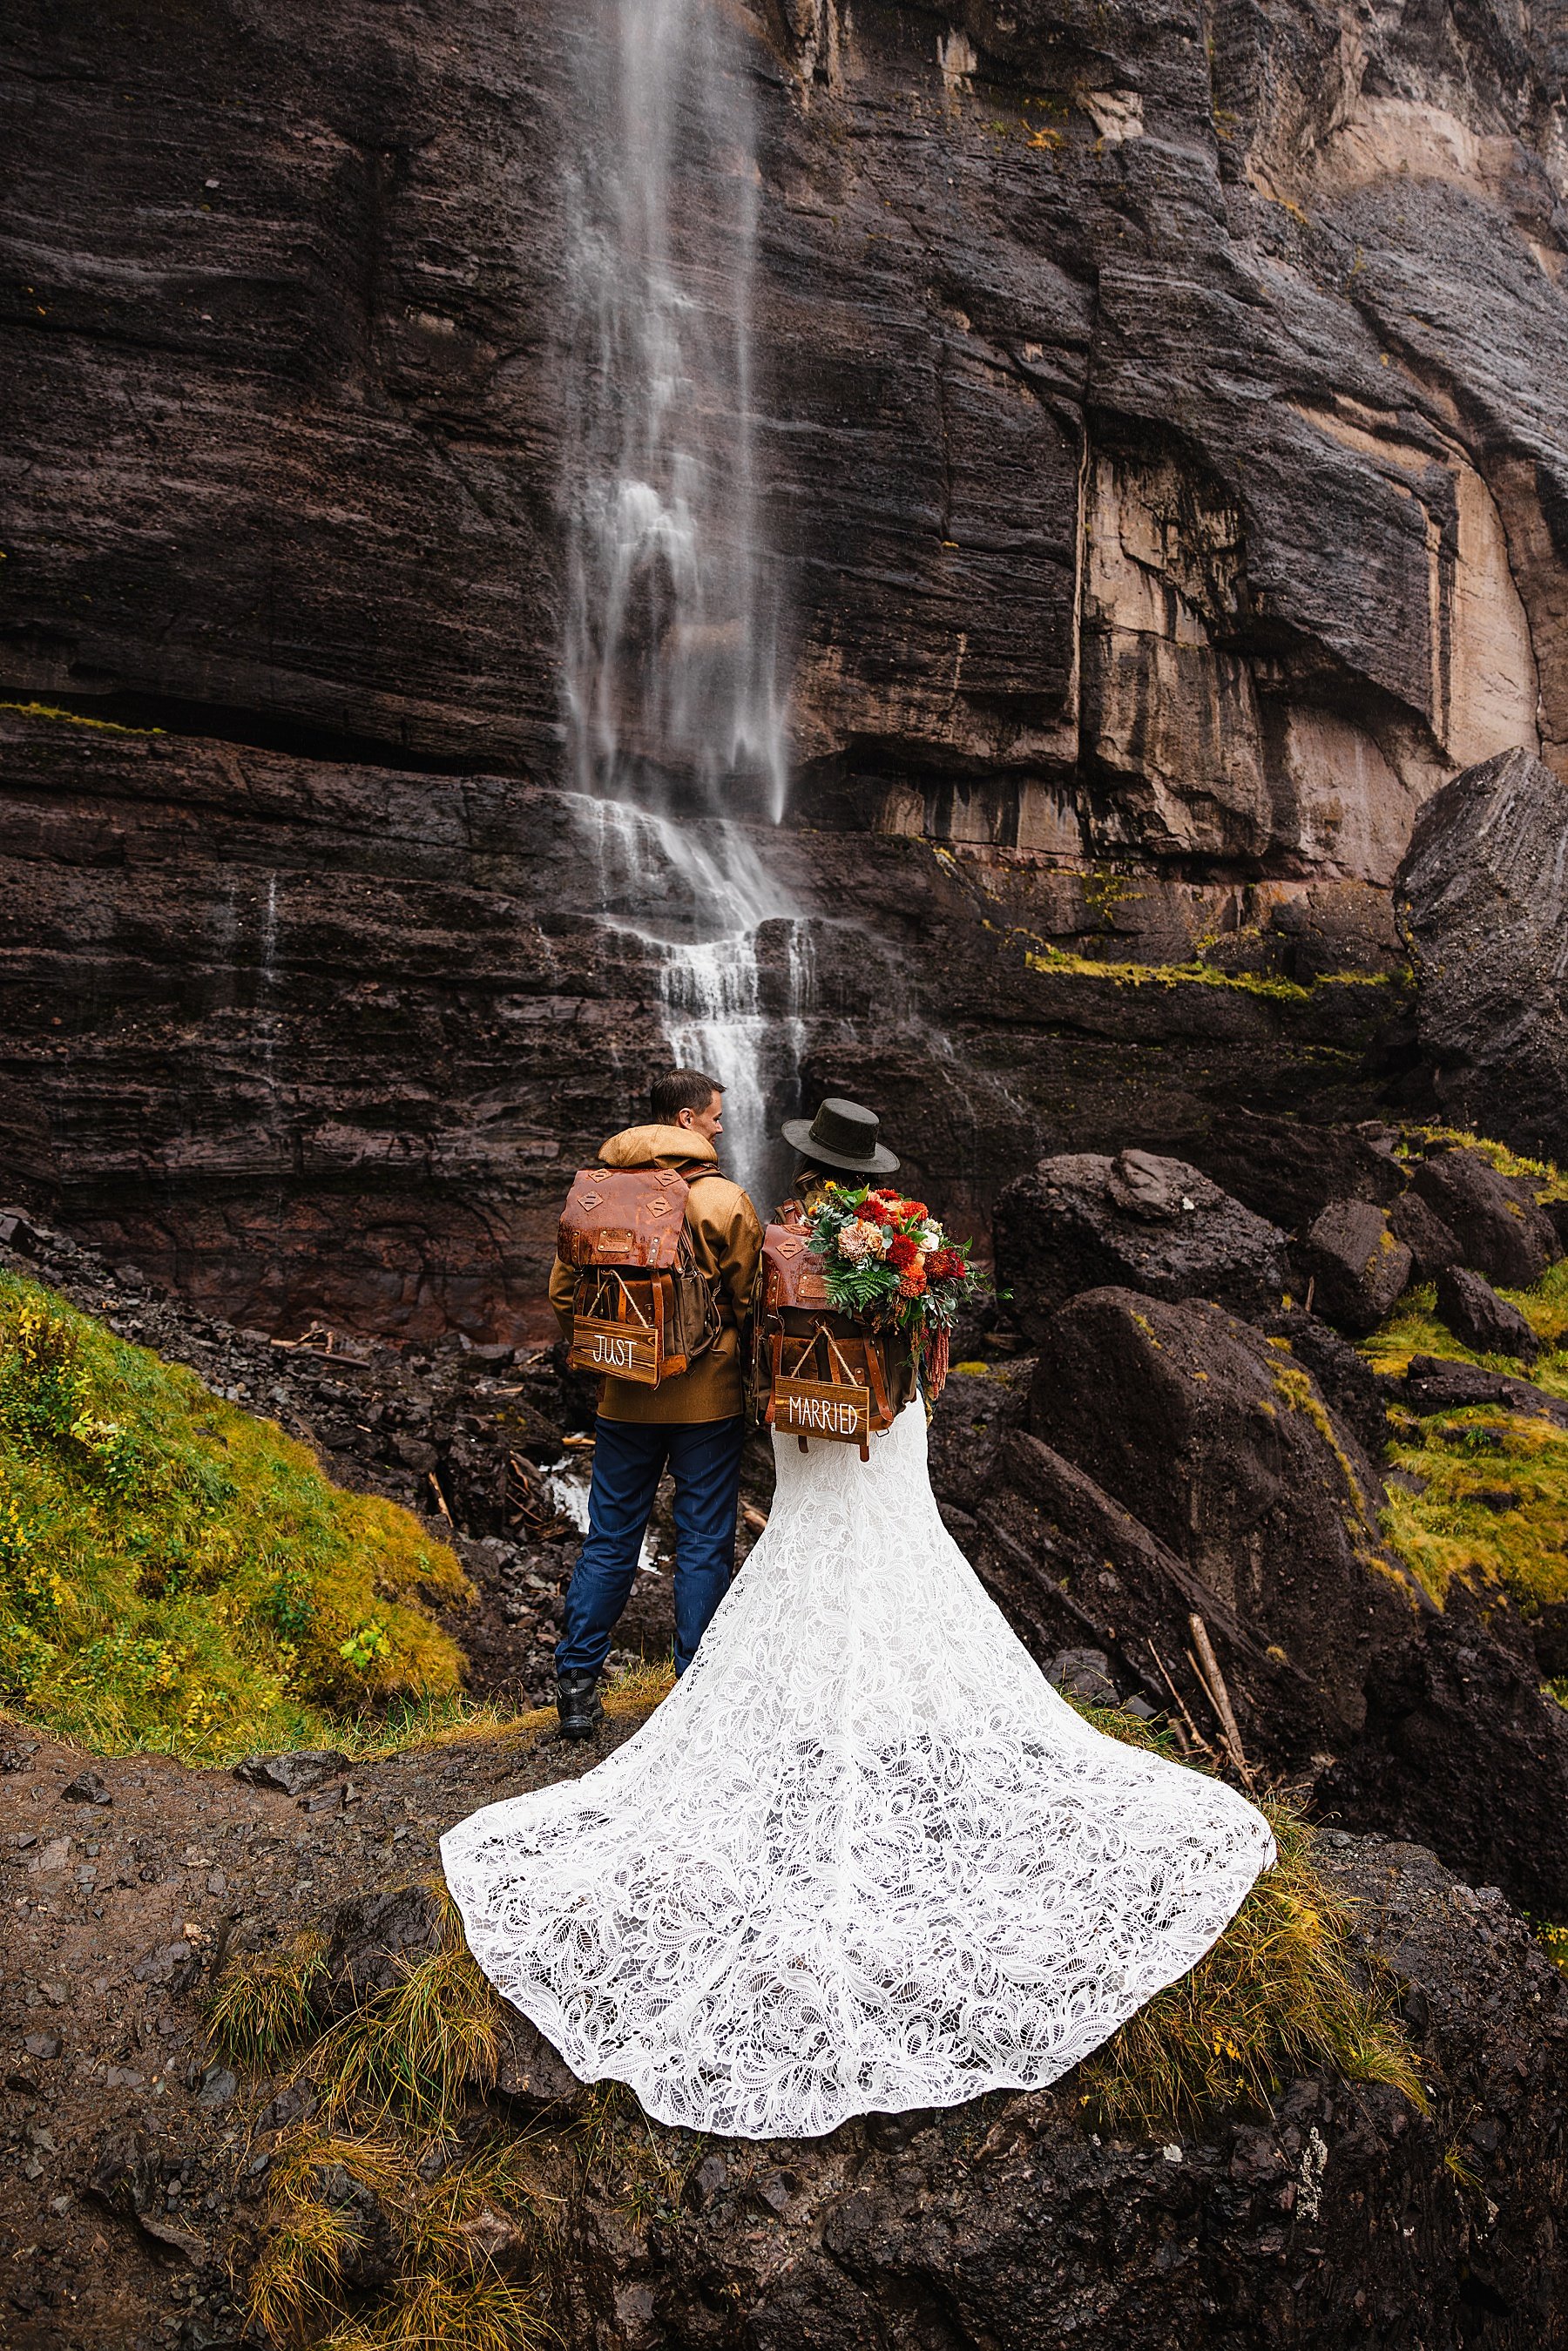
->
[9, 0, 1568, 1321]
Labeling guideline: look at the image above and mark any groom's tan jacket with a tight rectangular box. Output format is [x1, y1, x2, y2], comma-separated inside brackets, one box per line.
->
[548, 1125, 763, 1424]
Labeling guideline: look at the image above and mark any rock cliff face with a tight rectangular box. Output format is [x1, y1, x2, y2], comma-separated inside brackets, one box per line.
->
[6, 0, 1568, 1318]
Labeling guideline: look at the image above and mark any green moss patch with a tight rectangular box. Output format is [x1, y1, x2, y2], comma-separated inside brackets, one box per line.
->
[0, 698, 164, 737]
[1020, 940, 1397, 1004]
[1396, 1126, 1568, 1204]
[1362, 1267, 1568, 1397]
[0, 1273, 471, 1762]
[1379, 1406, 1568, 1613]
[1359, 1157, 1568, 1611]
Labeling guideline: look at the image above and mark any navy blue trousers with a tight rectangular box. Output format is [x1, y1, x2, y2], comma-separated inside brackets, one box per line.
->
[556, 1415, 747, 1678]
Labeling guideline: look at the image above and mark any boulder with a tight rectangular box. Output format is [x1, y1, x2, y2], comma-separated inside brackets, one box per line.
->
[1388, 1189, 1463, 1280]
[956, 1427, 1330, 1772]
[1408, 1147, 1558, 1288]
[1434, 1265, 1542, 1362]
[993, 1152, 1288, 1340]
[1399, 1352, 1568, 1429]
[1321, 1588, 1568, 1917]
[1299, 1199, 1413, 1335]
[1023, 1290, 1568, 1913]
[321, 1882, 446, 2019]
[1026, 1290, 1408, 1733]
[1396, 749, 1568, 1164]
[925, 1363, 1031, 1513]
[232, 1750, 348, 1796]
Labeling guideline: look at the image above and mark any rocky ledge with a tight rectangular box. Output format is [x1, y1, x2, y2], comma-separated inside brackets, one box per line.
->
[3, 1716, 1565, 2351]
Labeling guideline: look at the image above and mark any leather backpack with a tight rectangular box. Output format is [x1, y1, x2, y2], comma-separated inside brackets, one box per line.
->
[558, 1165, 722, 1387]
[751, 1211, 914, 1460]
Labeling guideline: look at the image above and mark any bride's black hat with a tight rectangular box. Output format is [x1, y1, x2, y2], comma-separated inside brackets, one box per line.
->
[780, 1096, 900, 1177]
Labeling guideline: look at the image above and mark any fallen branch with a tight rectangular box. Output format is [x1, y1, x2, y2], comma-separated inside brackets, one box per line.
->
[1145, 1638, 1219, 1763]
[1186, 1612, 1254, 1789]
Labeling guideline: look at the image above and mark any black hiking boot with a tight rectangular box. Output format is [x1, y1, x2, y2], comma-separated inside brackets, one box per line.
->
[556, 1670, 604, 1742]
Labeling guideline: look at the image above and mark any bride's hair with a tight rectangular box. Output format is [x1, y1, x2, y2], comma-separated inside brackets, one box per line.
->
[651, 1067, 722, 1123]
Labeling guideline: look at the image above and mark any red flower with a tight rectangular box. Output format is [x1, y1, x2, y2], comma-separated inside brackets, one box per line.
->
[897, 1262, 928, 1298]
[886, 1233, 920, 1273]
[860, 1196, 893, 1226]
[924, 1247, 961, 1281]
[901, 1199, 929, 1224]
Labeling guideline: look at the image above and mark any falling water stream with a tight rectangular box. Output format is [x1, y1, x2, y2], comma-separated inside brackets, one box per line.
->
[563, 0, 808, 1203]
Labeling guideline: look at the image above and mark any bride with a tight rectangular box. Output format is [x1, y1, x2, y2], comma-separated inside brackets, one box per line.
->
[442, 1105, 1276, 2141]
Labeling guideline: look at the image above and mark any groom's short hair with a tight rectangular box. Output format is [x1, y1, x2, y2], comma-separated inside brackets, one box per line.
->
[650, 1067, 722, 1123]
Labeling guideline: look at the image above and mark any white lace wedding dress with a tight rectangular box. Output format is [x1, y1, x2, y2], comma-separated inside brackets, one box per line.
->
[442, 1405, 1275, 2140]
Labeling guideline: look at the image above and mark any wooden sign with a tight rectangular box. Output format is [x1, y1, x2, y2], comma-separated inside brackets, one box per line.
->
[569, 1317, 661, 1384]
[773, 1374, 870, 1445]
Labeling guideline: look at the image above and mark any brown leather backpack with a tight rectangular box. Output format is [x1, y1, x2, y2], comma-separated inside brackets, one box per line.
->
[558, 1165, 722, 1387]
[751, 1213, 914, 1460]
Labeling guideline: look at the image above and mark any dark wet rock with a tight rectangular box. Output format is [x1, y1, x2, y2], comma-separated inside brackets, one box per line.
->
[1018, 1289, 1568, 1912]
[955, 1427, 1326, 1772]
[232, 1751, 348, 1797]
[90, 2129, 205, 2262]
[1182, 1112, 1407, 1236]
[1399, 1354, 1568, 1429]
[0, 1206, 42, 1253]
[1300, 1199, 1413, 1336]
[59, 1768, 112, 1807]
[926, 1362, 1033, 1512]
[1434, 1265, 1542, 1363]
[558, 1834, 1568, 2351]
[1409, 1148, 1558, 1290]
[1389, 1189, 1463, 1280]
[193, 2064, 238, 2113]
[1026, 1288, 1404, 1736]
[493, 2009, 583, 2109]
[1259, 1309, 1391, 1468]
[994, 1152, 1288, 1340]
[321, 1883, 445, 2019]
[1321, 1590, 1568, 1918]
[1397, 750, 1568, 1165]
[1043, 1648, 1118, 1705]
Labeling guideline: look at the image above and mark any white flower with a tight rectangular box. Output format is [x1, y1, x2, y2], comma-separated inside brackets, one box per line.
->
[918, 1223, 943, 1253]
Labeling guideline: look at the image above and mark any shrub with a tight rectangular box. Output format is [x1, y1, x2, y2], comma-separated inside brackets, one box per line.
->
[0, 1273, 471, 1761]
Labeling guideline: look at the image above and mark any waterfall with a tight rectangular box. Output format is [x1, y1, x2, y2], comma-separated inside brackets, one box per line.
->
[563, 0, 805, 1205]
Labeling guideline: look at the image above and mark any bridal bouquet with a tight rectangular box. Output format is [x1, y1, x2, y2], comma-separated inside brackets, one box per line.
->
[805, 1183, 977, 1392]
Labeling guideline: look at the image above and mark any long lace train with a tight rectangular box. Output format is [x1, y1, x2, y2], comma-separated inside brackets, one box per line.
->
[441, 1405, 1275, 2139]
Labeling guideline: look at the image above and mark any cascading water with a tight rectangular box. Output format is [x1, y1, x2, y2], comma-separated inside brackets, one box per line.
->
[562, 0, 806, 1203]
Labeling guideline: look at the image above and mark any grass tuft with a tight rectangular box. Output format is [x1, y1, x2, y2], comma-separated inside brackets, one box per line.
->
[208, 1933, 328, 2070]
[314, 1941, 504, 2130]
[0, 1273, 472, 1761]
[1082, 1794, 1424, 2131]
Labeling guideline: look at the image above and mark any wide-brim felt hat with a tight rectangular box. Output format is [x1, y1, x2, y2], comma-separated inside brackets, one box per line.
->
[780, 1096, 900, 1177]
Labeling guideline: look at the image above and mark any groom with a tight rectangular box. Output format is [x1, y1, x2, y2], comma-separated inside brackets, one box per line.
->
[546, 1068, 763, 1738]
